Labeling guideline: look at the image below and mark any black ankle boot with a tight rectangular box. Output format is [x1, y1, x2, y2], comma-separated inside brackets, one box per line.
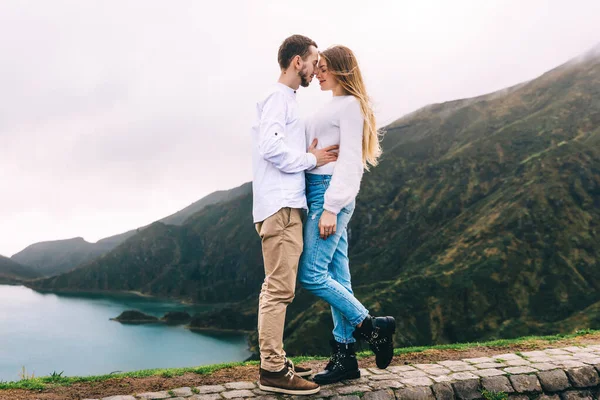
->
[353, 315, 396, 369]
[313, 340, 360, 384]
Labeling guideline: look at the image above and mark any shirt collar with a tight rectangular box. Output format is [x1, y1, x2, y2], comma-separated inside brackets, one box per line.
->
[276, 82, 297, 97]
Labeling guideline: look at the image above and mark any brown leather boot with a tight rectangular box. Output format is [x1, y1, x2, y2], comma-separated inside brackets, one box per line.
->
[259, 364, 320, 395]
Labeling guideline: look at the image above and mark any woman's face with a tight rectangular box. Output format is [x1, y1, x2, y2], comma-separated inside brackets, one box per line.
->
[316, 58, 339, 92]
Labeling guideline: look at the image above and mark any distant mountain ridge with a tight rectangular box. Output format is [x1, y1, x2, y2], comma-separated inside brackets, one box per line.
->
[12, 182, 251, 277]
[0, 255, 41, 283]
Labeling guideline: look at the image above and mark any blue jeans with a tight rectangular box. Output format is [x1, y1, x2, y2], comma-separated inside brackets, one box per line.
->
[298, 174, 369, 344]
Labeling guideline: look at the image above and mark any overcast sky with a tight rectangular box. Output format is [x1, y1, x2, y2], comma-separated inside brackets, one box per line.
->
[0, 1, 598, 257]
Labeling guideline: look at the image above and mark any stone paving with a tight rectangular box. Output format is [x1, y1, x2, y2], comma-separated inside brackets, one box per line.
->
[87, 345, 600, 400]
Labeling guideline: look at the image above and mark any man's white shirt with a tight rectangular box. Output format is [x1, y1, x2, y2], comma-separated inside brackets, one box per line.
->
[251, 83, 317, 223]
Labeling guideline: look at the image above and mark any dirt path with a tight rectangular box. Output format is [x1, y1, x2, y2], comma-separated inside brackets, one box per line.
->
[3, 333, 600, 400]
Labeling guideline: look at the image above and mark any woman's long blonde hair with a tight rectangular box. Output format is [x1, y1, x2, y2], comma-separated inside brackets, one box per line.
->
[320, 45, 382, 169]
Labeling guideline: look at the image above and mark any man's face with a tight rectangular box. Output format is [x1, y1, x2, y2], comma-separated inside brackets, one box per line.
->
[298, 45, 319, 87]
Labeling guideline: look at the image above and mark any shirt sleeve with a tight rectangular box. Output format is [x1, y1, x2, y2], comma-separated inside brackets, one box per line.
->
[258, 91, 317, 173]
[324, 98, 365, 214]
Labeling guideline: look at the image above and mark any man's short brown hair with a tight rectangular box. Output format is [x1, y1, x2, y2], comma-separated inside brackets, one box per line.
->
[277, 34, 318, 70]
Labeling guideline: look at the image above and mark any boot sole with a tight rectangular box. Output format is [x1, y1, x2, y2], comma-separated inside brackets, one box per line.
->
[313, 369, 361, 385]
[375, 350, 394, 369]
[258, 383, 320, 396]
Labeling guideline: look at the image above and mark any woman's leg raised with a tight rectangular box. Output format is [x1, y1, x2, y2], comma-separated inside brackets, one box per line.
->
[298, 180, 368, 331]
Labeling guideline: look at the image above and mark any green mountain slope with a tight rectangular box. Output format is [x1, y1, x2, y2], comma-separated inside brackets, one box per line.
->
[29, 193, 263, 303]
[28, 45, 600, 355]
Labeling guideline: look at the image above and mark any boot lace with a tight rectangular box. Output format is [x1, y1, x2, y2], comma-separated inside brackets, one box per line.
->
[285, 368, 295, 379]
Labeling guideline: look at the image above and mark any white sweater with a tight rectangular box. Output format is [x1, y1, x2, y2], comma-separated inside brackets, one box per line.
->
[305, 95, 364, 215]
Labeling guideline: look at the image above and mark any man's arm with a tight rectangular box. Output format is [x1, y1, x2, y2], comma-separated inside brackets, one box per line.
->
[258, 91, 317, 173]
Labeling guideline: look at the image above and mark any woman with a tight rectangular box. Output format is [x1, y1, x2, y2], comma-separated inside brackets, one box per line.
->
[298, 45, 396, 385]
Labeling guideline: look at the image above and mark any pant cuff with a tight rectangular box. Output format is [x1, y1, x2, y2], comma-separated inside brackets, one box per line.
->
[334, 335, 357, 344]
[261, 356, 286, 372]
[350, 310, 370, 327]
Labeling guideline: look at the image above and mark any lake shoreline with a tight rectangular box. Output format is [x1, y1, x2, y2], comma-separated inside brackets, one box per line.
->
[15, 284, 255, 345]
[20, 284, 255, 341]
[187, 326, 254, 334]
[22, 284, 236, 308]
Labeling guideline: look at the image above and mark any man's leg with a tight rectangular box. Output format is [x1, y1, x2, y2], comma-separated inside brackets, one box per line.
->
[255, 208, 319, 395]
[256, 207, 303, 372]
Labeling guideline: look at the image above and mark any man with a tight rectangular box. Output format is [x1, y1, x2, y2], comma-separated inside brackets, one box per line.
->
[251, 34, 338, 395]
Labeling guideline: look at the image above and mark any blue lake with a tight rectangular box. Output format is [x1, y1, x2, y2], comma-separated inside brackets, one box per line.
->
[0, 284, 252, 382]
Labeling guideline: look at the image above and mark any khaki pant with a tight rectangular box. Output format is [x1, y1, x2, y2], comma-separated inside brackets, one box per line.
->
[255, 207, 304, 372]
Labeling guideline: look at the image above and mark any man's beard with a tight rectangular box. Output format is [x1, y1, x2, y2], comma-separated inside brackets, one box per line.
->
[299, 67, 311, 87]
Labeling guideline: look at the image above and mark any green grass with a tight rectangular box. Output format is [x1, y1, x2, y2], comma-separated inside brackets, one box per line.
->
[0, 361, 259, 391]
[1, 329, 598, 391]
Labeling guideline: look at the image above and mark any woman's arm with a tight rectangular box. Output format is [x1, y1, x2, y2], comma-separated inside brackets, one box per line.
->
[324, 98, 364, 214]
[319, 98, 364, 239]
